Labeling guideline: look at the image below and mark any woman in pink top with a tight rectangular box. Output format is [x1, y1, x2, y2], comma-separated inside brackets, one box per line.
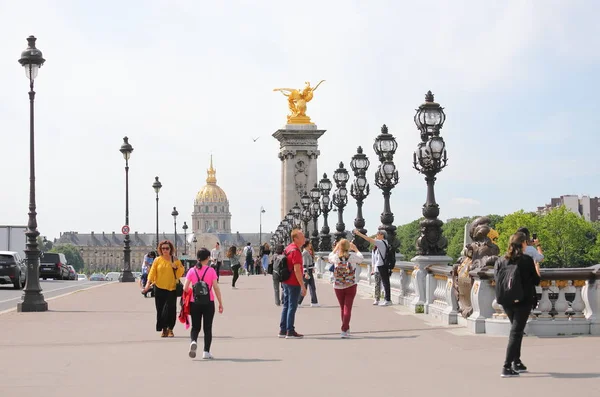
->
[183, 248, 224, 359]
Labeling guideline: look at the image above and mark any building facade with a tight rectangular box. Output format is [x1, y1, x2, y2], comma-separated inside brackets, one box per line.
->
[537, 195, 600, 222]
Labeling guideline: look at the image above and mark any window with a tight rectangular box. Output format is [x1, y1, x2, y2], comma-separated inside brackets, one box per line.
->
[205, 206, 209, 213]
[214, 220, 218, 229]
[205, 221, 210, 231]
[221, 206, 224, 213]
[214, 206, 218, 213]
[223, 221, 226, 229]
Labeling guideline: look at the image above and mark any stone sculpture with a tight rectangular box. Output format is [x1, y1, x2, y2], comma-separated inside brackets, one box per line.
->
[273, 80, 325, 124]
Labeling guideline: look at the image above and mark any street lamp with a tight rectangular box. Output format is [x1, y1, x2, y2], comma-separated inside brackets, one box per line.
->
[318, 174, 333, 252]
[119, 136, 135, 282]
[300, 192, 312, 239]
[182, 221, 188, 256]
[152, 176, 162, 247]
[192, 236, 197, 256]
[413, 91, 448, 255]
[309, 183, 322, 249]
[332, 162, 349, 243]
[292, 202, 302, 229]
[259, 206, 266, 247]
[373, 124, 400, 253]
[281, 218, 290, 244]
[350, 146, 371, 252]
[17, 36, 48, 312]
[171, 207, 179, 255]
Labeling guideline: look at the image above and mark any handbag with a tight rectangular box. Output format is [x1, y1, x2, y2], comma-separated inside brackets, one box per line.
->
[172, 256, 183, 297]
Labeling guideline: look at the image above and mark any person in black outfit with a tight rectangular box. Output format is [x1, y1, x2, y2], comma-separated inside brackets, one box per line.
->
[496, 232, 541, 378]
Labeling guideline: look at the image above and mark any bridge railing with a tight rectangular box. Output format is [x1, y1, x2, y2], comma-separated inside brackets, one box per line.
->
[315, 251, 600, 336]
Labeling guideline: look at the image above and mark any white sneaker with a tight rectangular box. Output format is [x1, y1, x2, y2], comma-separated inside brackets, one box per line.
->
[373, 300, 380, 305]
[379, 301, 392, 306]
[340, 331, 349, 338]
[311, 303, 321, 307]
[202, 351, 214, 359]
[188, 341, 197, 359]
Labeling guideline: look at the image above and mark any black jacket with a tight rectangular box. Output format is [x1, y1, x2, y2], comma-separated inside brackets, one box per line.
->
[496, 254, 541, 307]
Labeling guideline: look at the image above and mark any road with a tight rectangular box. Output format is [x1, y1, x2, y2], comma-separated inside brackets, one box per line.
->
[0, 280, 116, 312]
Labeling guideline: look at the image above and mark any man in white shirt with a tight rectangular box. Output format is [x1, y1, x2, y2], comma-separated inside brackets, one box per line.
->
[243, 243, 254, 275]
[517, 228, 544, 263]
[353, 229, 392, 306]
[210, 242, 223, 281]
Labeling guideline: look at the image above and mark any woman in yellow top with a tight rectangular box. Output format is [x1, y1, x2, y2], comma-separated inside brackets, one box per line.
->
[143, 240, 184, 337]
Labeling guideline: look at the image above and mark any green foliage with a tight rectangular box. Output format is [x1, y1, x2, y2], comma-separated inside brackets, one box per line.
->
[36, 236, 53, 253]
[443, 217, 474, 262]
[395, 218, 422, 260]
[495, 210, 540, 254]
[50, 244, 84, 271]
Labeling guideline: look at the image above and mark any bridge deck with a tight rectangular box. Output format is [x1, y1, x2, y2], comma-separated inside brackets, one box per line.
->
[1, 275, 599, 396]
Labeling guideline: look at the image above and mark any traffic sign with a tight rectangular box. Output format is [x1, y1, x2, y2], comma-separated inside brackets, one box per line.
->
[121, 225, 130, 235]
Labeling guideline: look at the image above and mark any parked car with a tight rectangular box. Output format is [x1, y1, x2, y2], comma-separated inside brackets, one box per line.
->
[39, 253, 70, 280]
[105, 272, 121, 281]
[67, 265, 77, 280]
[89, 273, 106, 281]
[0, 251, 27, 289]
[77, 274, 88, 281]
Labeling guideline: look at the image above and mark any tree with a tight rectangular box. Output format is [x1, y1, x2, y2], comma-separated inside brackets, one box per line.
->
[36, 236, 53, 253]
[495, 210, 540, 255]
[442, 217, 473, 262]
[50, 244, 84, 271]
[395, 218, 422, 260]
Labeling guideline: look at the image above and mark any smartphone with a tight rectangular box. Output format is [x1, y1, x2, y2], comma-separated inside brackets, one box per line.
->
[532, 233, 537, 241]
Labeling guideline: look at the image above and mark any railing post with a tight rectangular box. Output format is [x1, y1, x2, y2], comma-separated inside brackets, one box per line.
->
[467, 270, 495, 334]
[582, 278, 599, 335]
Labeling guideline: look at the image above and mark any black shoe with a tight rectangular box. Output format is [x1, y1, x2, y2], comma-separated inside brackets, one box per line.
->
[512, 362, 528, 373]
[278, 330, 286, 338]
[501, 367, 520, 378]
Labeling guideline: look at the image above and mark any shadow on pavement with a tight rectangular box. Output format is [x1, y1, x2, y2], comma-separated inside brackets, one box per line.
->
[311, 335, 418, 340]
[526, 372, 600, 379]
[197, 358, 282, 363]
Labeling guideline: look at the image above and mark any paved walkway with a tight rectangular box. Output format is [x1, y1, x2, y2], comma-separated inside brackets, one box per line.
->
[1, 275, 599, 397]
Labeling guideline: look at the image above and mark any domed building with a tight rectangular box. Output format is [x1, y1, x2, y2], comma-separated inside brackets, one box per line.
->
[192, 156, 232, 234]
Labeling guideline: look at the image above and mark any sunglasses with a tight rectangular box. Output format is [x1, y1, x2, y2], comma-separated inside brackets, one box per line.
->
[160, 246, 170, 251]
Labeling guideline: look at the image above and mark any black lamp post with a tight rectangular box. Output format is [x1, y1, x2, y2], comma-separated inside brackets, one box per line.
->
[259, 206, 266, 247]
[350, 147, 371, 252]
[119, 137, 135, 282]
[292, 202, 302, 229]
[152, 176, 162, 248]
[300, 192, 312, 239]
[182, 221, 188, 256]
[171, 207, 179, 255]
[309, 183, 322, 249]
[17, 36, 48, 312]
[373, 124, 400, 252]
[332, 162, 350, 243]
[413, 91, 448, 256]
[318, 174, 333, 252]
[281, 218, 290, 244]
[192, 236, 197, 256]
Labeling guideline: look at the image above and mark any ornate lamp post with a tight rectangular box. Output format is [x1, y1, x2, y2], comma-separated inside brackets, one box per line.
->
[17, 36, 48, 311]
[182, 221, 188, 256]
[350, 147, 371, 252]
[318, 174, 333, 252]
[413, 91, 448, 255]
[118, 137, 135, 282]
[300, 192, 312, 238]
[281, 219, 290, 244]
[192, 236, 197, 256]
[332, 162, 350, 243]
[152, 176, 162, 247]
[373, 124, 400, 252]
[259, 206, 266, 247]
[292, 202, 302, 229]
[309, 183, 322, 249]
[171, 207, 179, 255]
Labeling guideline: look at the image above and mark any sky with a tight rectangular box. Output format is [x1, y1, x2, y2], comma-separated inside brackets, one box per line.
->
[1, 0, 599, 244]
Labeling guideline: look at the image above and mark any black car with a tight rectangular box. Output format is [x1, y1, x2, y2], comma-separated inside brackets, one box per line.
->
[39, 252, 70, 280]
[0, 251, 27, 289]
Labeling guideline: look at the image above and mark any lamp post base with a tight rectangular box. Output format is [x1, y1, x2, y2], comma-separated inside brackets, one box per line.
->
[120, 270, 136, 282]
[17, 293, 48, 312]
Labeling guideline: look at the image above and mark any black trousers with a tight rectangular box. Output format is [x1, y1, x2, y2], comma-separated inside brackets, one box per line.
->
[154, 287, 177, 332]
[190, 301, 216, 352]
[377, 266, 391, 302]
[503, 304, 532, 367]
[232, 265, 240, 287]
[215, 261, 222, 281]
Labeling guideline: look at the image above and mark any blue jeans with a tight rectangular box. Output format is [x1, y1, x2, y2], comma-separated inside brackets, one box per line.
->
[280, 284, 301, 333]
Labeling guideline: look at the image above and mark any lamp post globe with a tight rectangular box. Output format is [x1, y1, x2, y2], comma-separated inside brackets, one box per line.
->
[300, 192, 312, 237]
[171, 207, 179, 255]
[332, 162, 349, 242]
[17, 35, 48, 311]
[182, 222, 188, 256]
[373, 124, 400, 254]
[152, 176, 162, 247]
[350, 147, 371, 252]
[119, 137, 135, 282]
[259, 206, 266, 247]
[413, 91, 448, 256]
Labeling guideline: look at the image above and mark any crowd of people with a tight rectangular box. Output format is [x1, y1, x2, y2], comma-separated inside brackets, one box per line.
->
[138, 227, 543, 378]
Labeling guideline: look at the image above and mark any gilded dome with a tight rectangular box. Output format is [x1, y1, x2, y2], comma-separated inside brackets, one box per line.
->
[195, 156, 228, 203]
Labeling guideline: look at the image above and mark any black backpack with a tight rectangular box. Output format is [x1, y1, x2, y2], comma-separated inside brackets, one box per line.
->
[494, 258, 524, 306]
[276, 248, 299, 282]
[377, 240, 396, 271]
[245, 246, 253, 263]
[192, 267, 211, 305]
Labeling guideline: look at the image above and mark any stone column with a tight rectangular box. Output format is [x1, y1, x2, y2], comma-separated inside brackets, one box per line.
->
[273, 124, 326, 223]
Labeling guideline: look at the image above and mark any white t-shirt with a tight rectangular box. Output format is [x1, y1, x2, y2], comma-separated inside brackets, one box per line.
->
[524, 245, 544, 263]
[372, 239, 387, 272]
[210, 248, 222, 262]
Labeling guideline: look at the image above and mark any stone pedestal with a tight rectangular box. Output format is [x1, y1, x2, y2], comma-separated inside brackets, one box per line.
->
[273, 124, 326, 221]
[411, 255, 452, 313]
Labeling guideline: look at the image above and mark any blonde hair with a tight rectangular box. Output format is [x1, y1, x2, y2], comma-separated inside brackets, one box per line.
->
[337, 239, 350, 259]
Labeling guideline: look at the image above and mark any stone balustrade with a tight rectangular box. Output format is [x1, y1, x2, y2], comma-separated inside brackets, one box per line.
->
[316, 251, 600, 336]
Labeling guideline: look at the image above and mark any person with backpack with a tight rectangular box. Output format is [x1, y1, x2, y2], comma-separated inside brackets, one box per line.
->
[227, 245, 241, 288]
[183, 248, 223, 360]
[328, 239, 364, 338]
[353, 229, 393, 306]
[278, 229, 307, 339]
[298, 240, 319, 307]
[494, 232, 541, 378]
[270, 244, 285, 306]
[243, 243, 254, 276]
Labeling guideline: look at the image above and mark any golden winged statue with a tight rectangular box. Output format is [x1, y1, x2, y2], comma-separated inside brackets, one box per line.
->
[273, 80, 325, 124]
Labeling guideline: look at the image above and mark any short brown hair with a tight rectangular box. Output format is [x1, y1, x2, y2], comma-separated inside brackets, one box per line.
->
[291, 228, 304, 241]
[157, 240, 175, 255]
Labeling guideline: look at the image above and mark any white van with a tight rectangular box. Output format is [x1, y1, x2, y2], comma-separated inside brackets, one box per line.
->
[105, 272, 121, 281]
